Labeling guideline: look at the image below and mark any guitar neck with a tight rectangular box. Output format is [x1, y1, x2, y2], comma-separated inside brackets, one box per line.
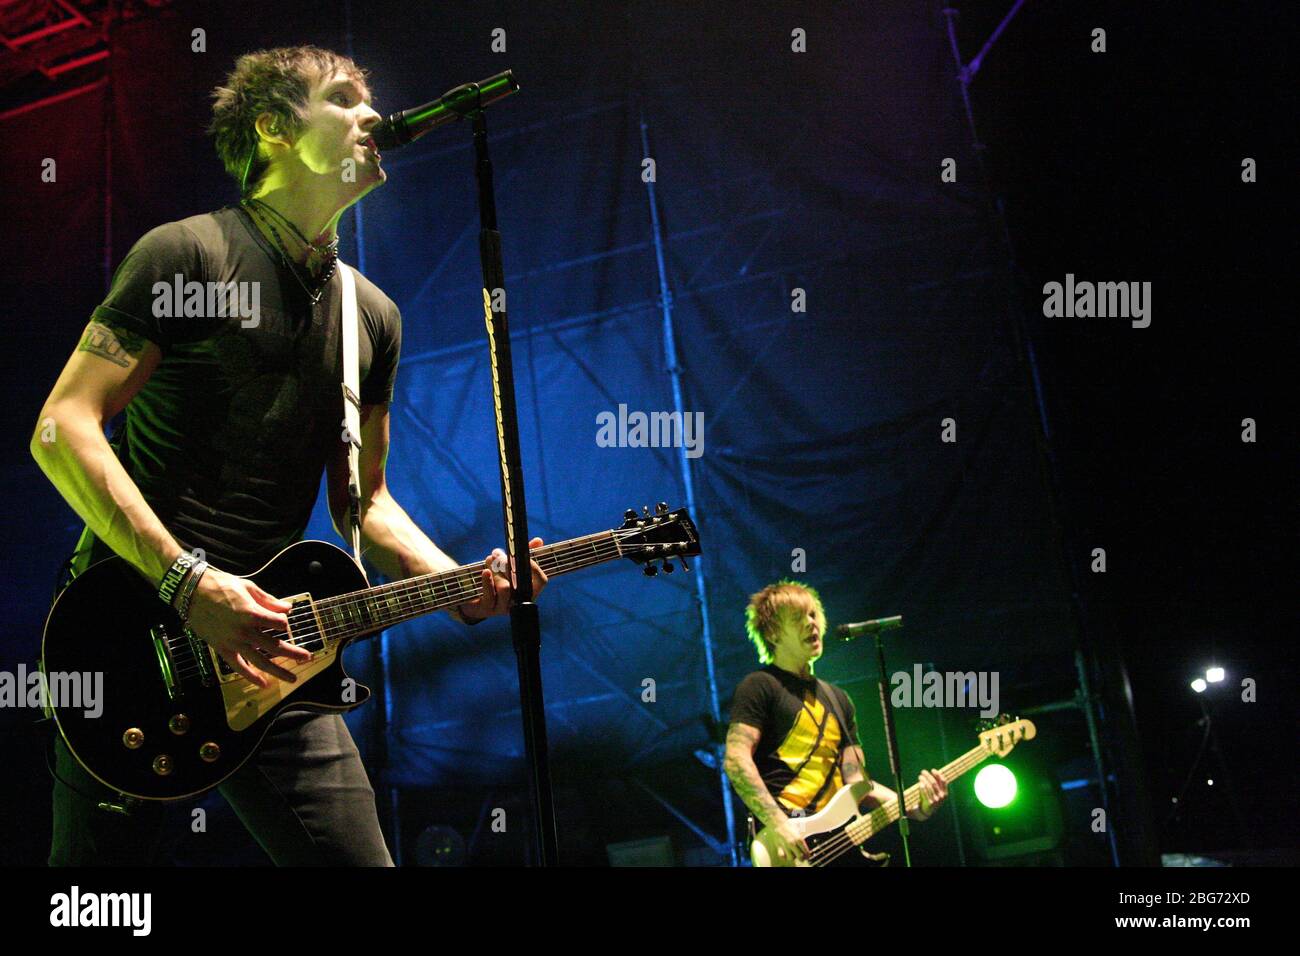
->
[852, 742, 994, 843]
[310, 531, 622, 643]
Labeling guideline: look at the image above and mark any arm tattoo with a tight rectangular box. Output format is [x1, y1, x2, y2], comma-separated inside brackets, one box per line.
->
[78, 320, 147, 368]
[724, 725, 787, 829]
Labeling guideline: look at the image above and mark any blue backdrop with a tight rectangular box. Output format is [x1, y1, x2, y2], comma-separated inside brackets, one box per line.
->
[2, 0, 1078, 864]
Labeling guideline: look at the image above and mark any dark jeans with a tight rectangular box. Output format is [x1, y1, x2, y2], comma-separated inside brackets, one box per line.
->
[50, 709, 394, 866]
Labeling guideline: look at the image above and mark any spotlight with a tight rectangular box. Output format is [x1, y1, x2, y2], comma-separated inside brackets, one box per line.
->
[1206, 666, 1225, 683]
[1190, 677, 1207, 693]
[974, 764, 1017, 809]
[966, 767, 1063, 863]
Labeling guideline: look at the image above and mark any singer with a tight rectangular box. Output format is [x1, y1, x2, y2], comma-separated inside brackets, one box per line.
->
[723, 580, 948, 865]
[31, 45, 547, 866]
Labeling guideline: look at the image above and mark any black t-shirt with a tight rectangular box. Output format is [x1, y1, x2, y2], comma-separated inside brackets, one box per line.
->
[730, 665, 862, 815]
[76, 205, 401, 575]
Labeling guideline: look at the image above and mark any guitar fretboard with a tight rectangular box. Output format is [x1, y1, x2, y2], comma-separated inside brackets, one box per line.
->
[303, 531, 622, 643]
[850, 743, 992, 843]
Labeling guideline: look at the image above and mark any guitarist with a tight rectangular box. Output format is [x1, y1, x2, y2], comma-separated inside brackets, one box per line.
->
[724, 581, 948, 865]
[30, 46, 546, 865]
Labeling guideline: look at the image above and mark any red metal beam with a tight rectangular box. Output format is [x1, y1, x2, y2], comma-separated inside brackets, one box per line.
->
[0, 74, 105, 122]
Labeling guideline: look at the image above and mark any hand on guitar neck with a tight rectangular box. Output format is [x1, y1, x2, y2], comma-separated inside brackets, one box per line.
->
[454, 537, 549, 623]
[894, 768, 949, 822]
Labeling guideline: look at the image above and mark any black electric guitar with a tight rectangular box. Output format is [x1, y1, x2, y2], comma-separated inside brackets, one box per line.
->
[42, 504, 700, 801]
[751, 716, 1037, 867]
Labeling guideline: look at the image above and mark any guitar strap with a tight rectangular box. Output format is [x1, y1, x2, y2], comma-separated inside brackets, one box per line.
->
[338, 262, 367, 578]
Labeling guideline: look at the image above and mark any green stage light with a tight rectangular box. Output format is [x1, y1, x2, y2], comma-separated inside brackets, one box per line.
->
[974, 764, 1018, 809]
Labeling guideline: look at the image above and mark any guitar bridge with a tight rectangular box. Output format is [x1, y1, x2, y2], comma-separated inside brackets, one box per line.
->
[188, 626, 215, 686]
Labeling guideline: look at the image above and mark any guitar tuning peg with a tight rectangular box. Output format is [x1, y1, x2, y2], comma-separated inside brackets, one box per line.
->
[679, 555, 690, 572]
[642, 505, 652, 518]
[655, 502, 669, 515]
[662, 559, 675, 573]
[624, 509, 637, 521]
[642, 563, 658, 577]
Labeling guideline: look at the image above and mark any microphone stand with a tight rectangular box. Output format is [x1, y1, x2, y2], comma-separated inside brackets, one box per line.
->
[467, 101, 558, 866]
[862, 618, 913, 867]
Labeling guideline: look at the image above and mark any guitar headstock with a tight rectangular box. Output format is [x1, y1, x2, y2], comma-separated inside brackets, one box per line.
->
[977, 714, 1037, 758]
[617, 503, 702, 576]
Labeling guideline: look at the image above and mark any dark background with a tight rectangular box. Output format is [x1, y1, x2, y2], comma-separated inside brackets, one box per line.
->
[0, 1, 1292, 865]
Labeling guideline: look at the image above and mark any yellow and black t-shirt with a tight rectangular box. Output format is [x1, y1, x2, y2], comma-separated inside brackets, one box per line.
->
[730, 666, 861, 816]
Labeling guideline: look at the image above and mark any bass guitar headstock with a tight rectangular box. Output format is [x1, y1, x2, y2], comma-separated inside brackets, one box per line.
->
[977, 714, 1037, 758]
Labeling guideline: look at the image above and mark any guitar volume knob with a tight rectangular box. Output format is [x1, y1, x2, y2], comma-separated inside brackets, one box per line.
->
[122, 728, 144, 750]
[168, 714, 191, 735]
[152, 754, 173, 776]
[199, 742, 221, 763]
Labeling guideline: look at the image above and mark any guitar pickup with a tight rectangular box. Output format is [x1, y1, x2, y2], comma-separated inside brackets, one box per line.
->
[284, 593, 326, 654]
[211, 592, 323, 683]
[150, 625, 181, 700]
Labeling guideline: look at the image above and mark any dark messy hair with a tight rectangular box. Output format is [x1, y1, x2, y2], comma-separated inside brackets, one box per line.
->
[208, 45, 371, 195]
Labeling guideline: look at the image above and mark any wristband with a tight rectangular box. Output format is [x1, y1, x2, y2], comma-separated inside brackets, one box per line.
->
[158, 552, 198, 607]
[174, 560, 208, 622]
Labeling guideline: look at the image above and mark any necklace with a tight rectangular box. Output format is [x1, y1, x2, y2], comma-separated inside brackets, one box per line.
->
[241, 199, 338, 304]
[248, 198, 339, 263]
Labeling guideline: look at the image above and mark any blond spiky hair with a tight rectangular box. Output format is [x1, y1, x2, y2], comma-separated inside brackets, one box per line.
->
[744, 580, 827, 664]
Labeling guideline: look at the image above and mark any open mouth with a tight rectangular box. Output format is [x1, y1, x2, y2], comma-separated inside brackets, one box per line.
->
[360, 136, 382, 160]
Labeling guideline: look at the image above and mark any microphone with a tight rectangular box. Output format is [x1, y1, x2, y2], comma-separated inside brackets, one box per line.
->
[371, 70, 521, 151]
[834, 615, 902, 639]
